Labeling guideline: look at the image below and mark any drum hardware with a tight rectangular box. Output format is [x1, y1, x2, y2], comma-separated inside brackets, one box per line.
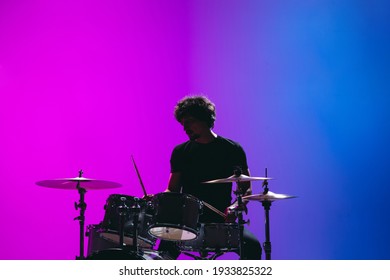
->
[101, 194, 156, 249]
[232, 169, 248, 260]
[112, 196, 146, 258]
[74, 170, 87, 260]
[219, 167, 249, 260]
[242, 168, 296, 260]
[128, 197, 143, 255]
[36, 170, 123, 260]
[261, 173, 271, 261]
[117, 196, 129, 249]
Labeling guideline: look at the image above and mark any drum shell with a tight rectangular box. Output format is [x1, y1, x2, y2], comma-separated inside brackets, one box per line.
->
[148, 192, 202, 241]
[177, 223, 240, 252]
[86, 224, 170, 259]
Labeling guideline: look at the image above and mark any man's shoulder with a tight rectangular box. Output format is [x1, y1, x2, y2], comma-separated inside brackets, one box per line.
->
[172, 140, 192, 152]
[216, 135, 243, 149]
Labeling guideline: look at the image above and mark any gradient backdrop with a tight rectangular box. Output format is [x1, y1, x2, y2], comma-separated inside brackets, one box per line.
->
[1, 0, 389, 260]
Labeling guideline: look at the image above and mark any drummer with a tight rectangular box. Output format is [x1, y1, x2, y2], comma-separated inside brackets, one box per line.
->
[158, 95, 262, 260]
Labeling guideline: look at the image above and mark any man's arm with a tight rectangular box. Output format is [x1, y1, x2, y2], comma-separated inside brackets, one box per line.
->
[165, 172, 182, 192]
[238, 168, 252, 196]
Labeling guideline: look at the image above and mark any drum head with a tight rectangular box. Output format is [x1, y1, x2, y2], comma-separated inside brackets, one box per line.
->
[149, 226, 197, 241]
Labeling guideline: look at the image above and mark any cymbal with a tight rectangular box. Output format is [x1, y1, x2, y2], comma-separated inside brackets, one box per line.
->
[203, 174, 272, 184]
[242, 191, 296, 202]
[36, 177, 122, 190]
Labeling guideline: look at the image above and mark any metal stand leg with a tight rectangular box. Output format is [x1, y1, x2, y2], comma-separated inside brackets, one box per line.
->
[74, 170, 86, 260]
[262, 172, 272, 260]
[262, 201, 272, 260]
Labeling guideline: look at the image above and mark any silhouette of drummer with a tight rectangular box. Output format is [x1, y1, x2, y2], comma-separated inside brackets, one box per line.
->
[158, 95, 262, 260]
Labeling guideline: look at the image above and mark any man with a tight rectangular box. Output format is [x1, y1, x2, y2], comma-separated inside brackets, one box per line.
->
[159, 95, 262, 260]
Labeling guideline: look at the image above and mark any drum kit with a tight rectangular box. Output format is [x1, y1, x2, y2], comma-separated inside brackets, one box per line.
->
[36, 168, 295, 260]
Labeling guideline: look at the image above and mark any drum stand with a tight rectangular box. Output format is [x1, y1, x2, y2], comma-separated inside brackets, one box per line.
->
[234, 188, 247, 260]
[117, 197, 129, 249]
[261, 179, 272, 260]
[130, 198, 143, 256]
[117, 197, 143, 257]
[232, 168, 249, 260]
[74, 170, 87, 260]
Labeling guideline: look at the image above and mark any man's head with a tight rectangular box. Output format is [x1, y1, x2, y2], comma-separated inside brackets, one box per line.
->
[174, 95, 216, 127]
[174, 96, 216, 140]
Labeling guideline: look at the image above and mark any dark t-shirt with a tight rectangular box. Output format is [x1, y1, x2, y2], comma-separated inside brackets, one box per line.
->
[170, 135, 248, 223]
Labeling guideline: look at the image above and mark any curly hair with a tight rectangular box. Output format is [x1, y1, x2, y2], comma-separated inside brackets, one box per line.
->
[174, 95, 216, 128]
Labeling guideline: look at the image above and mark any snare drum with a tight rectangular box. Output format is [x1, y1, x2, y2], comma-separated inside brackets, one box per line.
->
[100, 194, 156, 248]
[177, 223, 240, 253]
[148, 192, 203, 241]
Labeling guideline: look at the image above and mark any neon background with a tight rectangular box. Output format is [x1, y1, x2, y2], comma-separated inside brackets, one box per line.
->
[0, 1, 389, 259]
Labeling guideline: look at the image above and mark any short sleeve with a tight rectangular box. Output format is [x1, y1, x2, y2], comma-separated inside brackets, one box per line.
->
[235, 143, 249, 171]
[170, 146, 183, 173]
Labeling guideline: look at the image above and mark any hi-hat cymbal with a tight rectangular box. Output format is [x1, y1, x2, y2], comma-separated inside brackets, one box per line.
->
[36, 177, 122, 190]
[203, 174, 272, 184]
[242, 191, 296, 202]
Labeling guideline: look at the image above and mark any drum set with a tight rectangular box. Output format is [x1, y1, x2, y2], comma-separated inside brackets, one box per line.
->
[36, 169, 295, 260]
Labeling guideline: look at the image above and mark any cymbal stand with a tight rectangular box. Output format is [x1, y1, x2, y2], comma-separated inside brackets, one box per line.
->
[262, 169, 272, 260]
[74, 170, 86, 260]
[233, 187, 246, 260]
[232, 167, 248, 260]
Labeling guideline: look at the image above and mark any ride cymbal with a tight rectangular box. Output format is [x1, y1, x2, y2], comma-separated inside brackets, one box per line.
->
[203, 174, 272, 184]
[36, 177, 122, 190]
[242, 191, 296, 202]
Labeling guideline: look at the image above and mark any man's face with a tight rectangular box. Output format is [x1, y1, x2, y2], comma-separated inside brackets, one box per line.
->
[180, 116, 209, 140]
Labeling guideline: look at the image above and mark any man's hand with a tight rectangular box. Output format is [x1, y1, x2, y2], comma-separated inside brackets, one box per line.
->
[142, 194, 154, 202]
[224, 207, 237, 223]
[224, 201, 248, 223]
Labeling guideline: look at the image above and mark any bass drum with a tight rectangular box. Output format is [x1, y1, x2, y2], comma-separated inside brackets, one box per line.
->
[86, 224, 171, 260]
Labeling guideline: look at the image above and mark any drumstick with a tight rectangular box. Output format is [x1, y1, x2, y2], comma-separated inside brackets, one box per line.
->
[202, 201, 227, 219]
[131, 155, 148, 197]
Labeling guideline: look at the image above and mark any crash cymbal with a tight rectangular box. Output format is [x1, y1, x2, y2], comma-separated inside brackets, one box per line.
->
[242, 191, 296, 202]
[36, 177, 122, 190]
[203, 174, 272, 184]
